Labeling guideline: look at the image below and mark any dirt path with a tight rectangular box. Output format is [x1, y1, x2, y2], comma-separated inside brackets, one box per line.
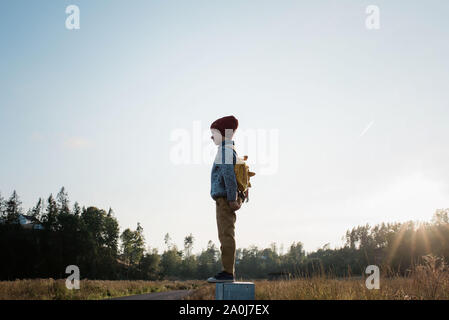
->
[108, 289, 194, 300]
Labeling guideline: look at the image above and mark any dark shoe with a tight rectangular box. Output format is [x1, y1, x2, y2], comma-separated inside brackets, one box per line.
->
[207, 271, 234, 283]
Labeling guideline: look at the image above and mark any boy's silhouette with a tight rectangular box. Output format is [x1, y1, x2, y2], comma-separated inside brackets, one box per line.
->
[207, 115, 242, 283]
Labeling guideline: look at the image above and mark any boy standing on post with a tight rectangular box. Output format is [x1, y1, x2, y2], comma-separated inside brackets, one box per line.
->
[207, 115, 242, 283]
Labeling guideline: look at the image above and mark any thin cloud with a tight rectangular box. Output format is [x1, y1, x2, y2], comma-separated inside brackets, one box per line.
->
[64, 137, 91, 149]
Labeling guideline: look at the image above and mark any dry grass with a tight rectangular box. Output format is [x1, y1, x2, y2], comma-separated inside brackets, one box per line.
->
[187, 256, 449, 300]
[3, 256, 448, 300]
[186, 276, 449, 300]
[408, 254, 449, 300]
[0, 279, 203, 300]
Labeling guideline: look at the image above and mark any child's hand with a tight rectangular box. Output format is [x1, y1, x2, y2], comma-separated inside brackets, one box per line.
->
[229, 199, 242, 211]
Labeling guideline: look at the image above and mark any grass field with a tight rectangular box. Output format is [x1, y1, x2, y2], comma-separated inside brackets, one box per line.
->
[1, 256, 448, 300]
[187, 256, 449, 300]
[0, 279, 203, 300]
[186, 276, 449, 300]
[1, 275, 448, 300]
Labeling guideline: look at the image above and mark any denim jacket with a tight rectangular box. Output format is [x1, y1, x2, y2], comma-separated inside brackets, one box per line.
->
[210, 140, 238, 201]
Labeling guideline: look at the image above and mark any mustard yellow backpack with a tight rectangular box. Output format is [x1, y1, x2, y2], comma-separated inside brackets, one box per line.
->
[225, 145, 256, 202]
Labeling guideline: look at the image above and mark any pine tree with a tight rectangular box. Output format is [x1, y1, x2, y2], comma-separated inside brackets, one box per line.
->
[120, 228, 134, 265]
[164, 233, 172, 250]
[184, 233, 194, 258]
[43, 194, 58, 230]
[5, 190, 22, 224]
[120, 223, 146, 266]
[134, 223, 146, 263]
[104, 208, 119, 252]
[30, 198, 43, 221]
[0, 192, 6, 219]
[73, 202, 81, 216]
[56, 187, 70, 215]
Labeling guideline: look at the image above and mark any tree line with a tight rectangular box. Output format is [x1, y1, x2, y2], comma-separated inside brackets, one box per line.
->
[0, 188, 448, 280]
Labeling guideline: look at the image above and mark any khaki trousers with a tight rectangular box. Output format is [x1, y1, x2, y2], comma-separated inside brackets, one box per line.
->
[215, 197, 241, 275]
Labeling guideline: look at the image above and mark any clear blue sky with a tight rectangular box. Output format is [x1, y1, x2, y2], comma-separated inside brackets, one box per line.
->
[1, 0, 448, 254]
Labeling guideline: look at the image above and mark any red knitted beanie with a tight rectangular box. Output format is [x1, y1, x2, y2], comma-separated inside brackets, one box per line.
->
[210, 115, 239, 138]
